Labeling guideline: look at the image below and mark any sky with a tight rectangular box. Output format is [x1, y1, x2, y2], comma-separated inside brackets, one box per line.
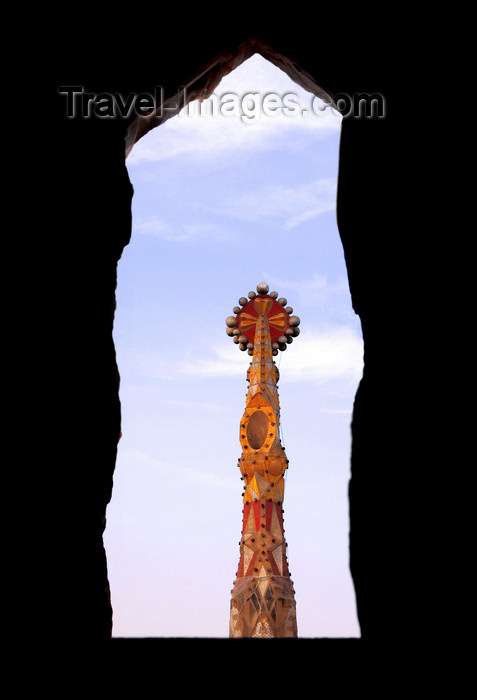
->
[104, 54, 364, 638]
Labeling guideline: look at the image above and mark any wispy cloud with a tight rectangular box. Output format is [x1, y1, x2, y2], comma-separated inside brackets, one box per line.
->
[194, 328, 363, 387]
[261, 273, 356, 324]
[133, 217, 227, 243]
[127, 55, 341, 166]
[130, 177, 337, 242]
[198, 178, 337, 230]
[130, 326, 363, 387]
[280, 327, 363, 386]
[116, 447, 237, 491]
[162, 398, 228, 414]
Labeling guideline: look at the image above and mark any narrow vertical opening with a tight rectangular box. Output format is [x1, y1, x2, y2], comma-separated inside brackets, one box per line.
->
[105, 54, 363, 638]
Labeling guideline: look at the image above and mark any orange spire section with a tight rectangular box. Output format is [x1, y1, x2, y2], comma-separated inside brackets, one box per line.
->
[226, 283, 301, 638]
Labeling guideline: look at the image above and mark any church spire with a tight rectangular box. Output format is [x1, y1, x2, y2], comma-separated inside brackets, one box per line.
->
[226, 282, 301, 638]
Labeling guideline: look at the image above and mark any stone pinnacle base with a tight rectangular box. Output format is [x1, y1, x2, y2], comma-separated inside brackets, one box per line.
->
[230, 575, 297, 638]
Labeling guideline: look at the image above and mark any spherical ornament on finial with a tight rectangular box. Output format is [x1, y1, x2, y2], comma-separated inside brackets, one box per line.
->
[256, 282, 269, 295]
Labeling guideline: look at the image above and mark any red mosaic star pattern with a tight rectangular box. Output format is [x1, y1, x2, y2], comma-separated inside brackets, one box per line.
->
[236, 295, 290, 344]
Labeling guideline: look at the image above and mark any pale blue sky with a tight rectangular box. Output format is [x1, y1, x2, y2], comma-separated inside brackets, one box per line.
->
[104, 54, 363, 638]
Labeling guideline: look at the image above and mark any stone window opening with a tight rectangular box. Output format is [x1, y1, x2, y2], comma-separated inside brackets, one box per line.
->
[104, 46, 363, 639]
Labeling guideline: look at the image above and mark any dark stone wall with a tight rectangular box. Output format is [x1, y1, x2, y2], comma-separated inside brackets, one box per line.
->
[28, 22, 439, 645]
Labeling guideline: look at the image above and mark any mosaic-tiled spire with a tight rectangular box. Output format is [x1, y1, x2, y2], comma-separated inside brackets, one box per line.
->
[225, 283, 301, 638]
